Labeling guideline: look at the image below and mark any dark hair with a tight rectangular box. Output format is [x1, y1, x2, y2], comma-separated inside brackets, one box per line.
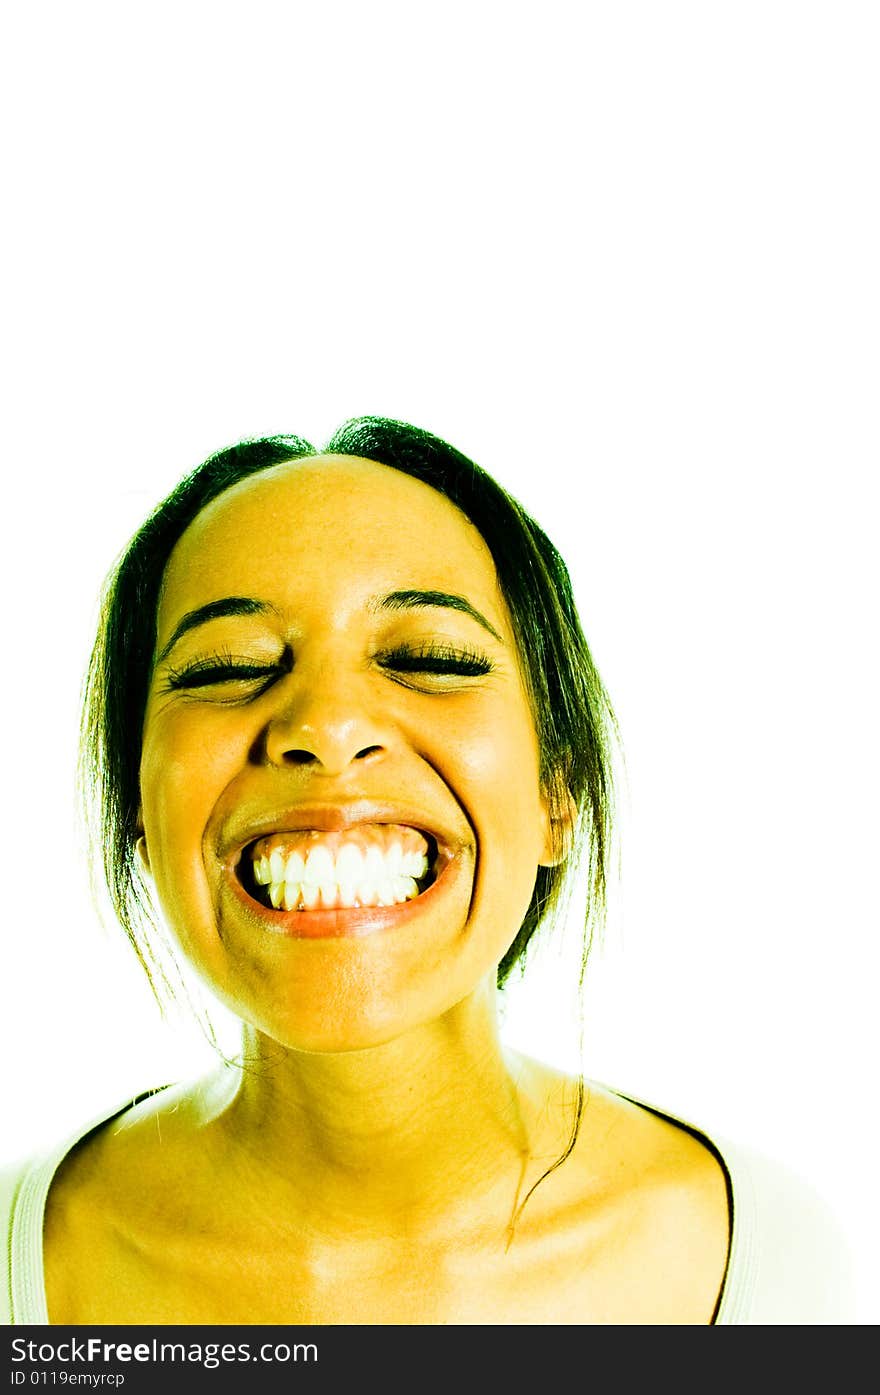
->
[79, 416, 619, 1016]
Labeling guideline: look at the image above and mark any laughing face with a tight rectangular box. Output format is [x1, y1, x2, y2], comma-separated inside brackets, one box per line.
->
[137, 455, 562, 1051]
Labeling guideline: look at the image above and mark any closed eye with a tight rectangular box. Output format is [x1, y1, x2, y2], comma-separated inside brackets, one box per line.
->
[158, 643, 492, 695]
[377, 643, 494, 677]
[161, 648, 291, 692]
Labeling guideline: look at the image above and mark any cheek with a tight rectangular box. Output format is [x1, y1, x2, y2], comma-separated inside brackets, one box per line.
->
[429, 702, 549, 916]
[139, 713, 239, 895]
[433, 700, 545, 831]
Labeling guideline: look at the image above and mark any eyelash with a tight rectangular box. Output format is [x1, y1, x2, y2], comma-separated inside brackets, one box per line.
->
[163, 649, 284, 692]
[162, 643, 493, 691]
[378, 642, 493, 678]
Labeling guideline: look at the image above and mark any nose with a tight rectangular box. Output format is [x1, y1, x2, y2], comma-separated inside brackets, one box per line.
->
[261, 659, 389, 774]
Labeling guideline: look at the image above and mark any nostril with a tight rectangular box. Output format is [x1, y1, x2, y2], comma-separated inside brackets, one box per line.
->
[273, 743, 384, 767]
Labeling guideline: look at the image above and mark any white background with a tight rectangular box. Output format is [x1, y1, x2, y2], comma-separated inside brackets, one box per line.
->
[1, 2, 877, 1322]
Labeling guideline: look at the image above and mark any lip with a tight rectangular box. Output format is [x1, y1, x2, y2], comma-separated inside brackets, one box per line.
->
[219, 799, 469, 941]
[221, 799, 461, 859]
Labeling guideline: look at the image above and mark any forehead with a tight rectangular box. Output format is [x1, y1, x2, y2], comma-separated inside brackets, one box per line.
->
[159, 454, 499, 615]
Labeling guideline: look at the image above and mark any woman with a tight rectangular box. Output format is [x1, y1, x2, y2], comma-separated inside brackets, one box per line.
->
[1, 417, 854, 1324]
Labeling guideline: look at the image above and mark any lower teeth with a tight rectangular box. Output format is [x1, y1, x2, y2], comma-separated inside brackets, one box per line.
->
[242, 868, 435, 911]
[270, 878, 419, 911]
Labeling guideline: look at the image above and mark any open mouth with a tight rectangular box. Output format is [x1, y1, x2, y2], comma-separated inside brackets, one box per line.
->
[235, 823, 440, 914]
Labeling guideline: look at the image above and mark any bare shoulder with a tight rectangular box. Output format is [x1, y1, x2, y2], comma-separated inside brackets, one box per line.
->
[43, 1079, 220, 1323]
[46, 1079, 207, 1206]
[511, 1064, 732, 1323]
[580, 1078, 730, 1199]
[42, 1066, 732, 1325]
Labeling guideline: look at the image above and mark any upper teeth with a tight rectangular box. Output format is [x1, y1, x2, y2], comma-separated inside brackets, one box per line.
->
[250, 833, 431, 912]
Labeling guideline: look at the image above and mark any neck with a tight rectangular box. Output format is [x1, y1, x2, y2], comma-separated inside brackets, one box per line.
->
[201, 991, 560, 1241]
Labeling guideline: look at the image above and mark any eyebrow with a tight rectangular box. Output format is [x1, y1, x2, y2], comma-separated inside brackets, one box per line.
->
[156, 597, 283, 664]
[373, 590, 503, 642]
[156, 587, 504, 664]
